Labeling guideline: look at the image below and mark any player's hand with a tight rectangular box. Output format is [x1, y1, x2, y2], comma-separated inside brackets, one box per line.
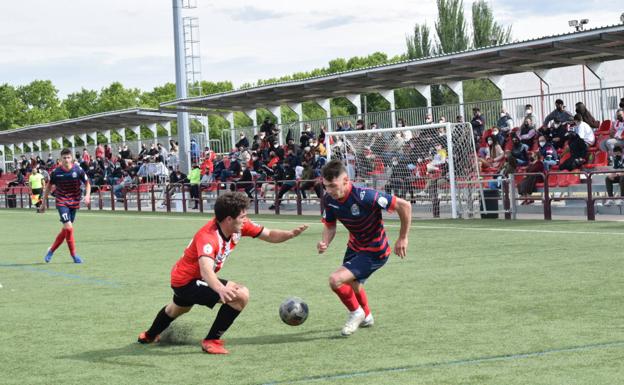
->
[83, 195, 91, 206]
[216, 285, 238, 304]
[394, 237, 408, 259]
[317, 241, 328, 254]
[39, 204, 46, 214]
[290, 224, 309, 238]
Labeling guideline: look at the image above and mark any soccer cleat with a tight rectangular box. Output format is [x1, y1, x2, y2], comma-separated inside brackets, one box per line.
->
[71, 255, 83, 264]
[44, 249, 54, 263]
[137, 331, 160, 344]
[341, 307, 365, 336]
[202, 339, 229, 354]
[361, 313, 374, 328]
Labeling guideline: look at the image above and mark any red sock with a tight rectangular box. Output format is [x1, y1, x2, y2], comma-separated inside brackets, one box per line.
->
[50, 229, 67, 252]
[354, 286, 370, 316]
[332, 284, 359, 312]
[65, 227, 76, 257]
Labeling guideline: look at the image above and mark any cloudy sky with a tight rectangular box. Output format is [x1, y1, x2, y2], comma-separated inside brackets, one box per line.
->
[1, 0, 622, 96]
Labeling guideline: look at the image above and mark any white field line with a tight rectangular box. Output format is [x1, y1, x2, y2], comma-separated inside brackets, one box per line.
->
[1, 211, 621, 237]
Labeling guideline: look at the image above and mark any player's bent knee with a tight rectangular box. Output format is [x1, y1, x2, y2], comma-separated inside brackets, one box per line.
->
[328, 274, 342, 290]
[235, 285, 250, 307]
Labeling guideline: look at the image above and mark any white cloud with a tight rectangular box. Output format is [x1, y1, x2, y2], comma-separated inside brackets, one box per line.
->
[0, 0, 622, 97]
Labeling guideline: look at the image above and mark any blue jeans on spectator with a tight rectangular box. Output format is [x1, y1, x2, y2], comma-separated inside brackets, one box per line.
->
[543, 160, 557, 171]
[114, 184, 125, 198]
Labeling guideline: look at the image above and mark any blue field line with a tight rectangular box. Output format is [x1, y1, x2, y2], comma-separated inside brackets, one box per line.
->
[261, 340, 624, 385]
[0, 263, 120, 287]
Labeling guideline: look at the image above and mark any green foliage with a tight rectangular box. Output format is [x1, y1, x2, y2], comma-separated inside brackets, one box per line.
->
[406, 23, 433, 59]
[97, 82, 141, 112]
[472, 0, 512, 48]
[139, 83, 177, 109]
[435, 0, 470, 54]
[63, 88, 99, 118]
[0, 84, 26, 130]
[16, 80, 68, 125]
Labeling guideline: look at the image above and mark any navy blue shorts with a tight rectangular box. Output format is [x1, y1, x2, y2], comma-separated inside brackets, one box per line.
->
[57, 206, 77, 224]
[342, 248, 388, 283]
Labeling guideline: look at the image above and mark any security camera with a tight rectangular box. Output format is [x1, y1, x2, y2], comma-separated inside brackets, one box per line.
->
[580, 19, 589, 25]
[620, 12, 624, 23]
[568, 20, 579, 27]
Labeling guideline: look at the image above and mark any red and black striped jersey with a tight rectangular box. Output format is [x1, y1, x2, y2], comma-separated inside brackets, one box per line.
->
[50, 164, 88, 209]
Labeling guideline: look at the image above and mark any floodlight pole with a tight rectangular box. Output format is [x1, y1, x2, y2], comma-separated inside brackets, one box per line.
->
[173, 0, 191, 173]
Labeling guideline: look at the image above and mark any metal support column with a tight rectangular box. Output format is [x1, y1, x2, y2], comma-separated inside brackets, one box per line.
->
[379, 90, 396, 127]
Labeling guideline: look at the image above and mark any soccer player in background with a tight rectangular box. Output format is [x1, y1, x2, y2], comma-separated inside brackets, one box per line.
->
[40, 148, 91, 263]
[317, 160, 411, 336]
[138, 192, 308, 354]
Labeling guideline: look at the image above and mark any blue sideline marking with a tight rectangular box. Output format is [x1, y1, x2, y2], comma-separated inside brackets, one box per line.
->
[261, 340, 624, 384]
[0, 263, 120, 287]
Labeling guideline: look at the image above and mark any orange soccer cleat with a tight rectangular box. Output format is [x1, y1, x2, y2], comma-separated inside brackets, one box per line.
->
[137, 331, 160, 344]
[201, 339, 229, 354]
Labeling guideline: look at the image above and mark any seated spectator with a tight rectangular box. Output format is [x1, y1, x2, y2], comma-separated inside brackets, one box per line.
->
[510, 136, 528, 166]
[95, 144, 105, 159]
[490, 127, 506, 147]
[397, 118, 407, 128]
[82, 148, 91, 164]
[479, 135, 505, 169]
[541, 118, 567, 149]
[559, 131, 588, 171]
[300, 161, 322, 199]
[269, 160, 297, 210]
[455, 115, 464, 123]
[524, 104, 538, 127]
[231, 162, 254, 198]
[355, 119, 365, 130]
[385, 156, 411, 199]
[604, 146, 624, 205]
[438, 116, 447, 123]
[575, 102, 599, 129]
[518, 152, 544, 204]
[537, 135, 558, 171]
[104, 144, 113, 160]
[517, 116, 538, 148]
[571, 113, 595, 146]
[220, 154, 241, 183]
[599, 109, 624, 156]
[543, 99, 573, 128]
[497, 108, 514, 136]
[424, 114, 433, 124]
[236, 132, 249, 149]
[169, 169, 188, 185]
[470, 107, 485, 144]
[114, 171, 134, 199]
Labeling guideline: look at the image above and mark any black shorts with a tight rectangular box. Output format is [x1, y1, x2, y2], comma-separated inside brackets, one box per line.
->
[172, 278, 228, 308]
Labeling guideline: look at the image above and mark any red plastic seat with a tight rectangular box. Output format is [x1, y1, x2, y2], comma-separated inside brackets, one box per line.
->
[597, 120, 611, 134]
[584, 151, 608, 169]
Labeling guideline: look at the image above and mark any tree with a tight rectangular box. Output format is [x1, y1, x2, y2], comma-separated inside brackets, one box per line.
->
[406, 23, 432, 59]
[17, 80, 68, 125]
[139, 83, 177, 109]
[97, 82, 141, 112]
[434, 0, 470, 54]
[0, 84, 26, 130]
[63, 88, 99, 118]
[472, 0, 512, 48]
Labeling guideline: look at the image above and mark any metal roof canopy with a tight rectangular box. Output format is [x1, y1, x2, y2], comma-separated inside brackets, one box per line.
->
[0, 108, 176, 145]
[162, 24, 624, 112]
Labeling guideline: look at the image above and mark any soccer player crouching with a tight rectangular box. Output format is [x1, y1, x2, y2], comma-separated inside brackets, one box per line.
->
[317, 160, 411, 336]
[138, 192, 308, 354]
[40, 148, 91, 263]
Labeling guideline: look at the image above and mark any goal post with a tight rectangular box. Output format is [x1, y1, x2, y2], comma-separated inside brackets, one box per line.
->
[324, 123, 483, 219]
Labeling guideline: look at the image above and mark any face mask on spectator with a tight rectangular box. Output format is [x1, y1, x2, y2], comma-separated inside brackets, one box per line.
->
[392, 160, 398, 166]
[487, 140, 493, 145]
[304, 146, 311, 152]
[314, 154, 319, 160]
[539, 141, 546, 147]
[500, 113, 506, 117]
[273, 143, 279, 148]
[492, 129, 499, 135]
[526, 109, 532, 115]
[425, 118, 432, 123]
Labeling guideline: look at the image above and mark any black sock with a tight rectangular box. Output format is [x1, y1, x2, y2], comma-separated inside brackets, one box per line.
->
[146, 306, 175, 338]
[205, 304, 241, 340]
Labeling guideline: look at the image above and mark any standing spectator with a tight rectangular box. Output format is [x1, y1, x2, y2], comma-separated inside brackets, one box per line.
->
[543, 99, 573, 127]
[104, 144, 113, 160]
[300, 125, 316, 148]
[604, 146, 624, 205]
[190, 139, 200, 164]
[497, 108, 514, 138]
[95, 144, 105, 160]
[575, 102, 599, 129]
[188, 163, 201, 209]
[572, 113, 595, 146]
[236, 133, 249, 149]
[470, 108, 485, 144]
[524, 104, 538, 127]
[138, 144, 148, 159]
[81, 148, 91, 165]
[300, 161, 322, 199]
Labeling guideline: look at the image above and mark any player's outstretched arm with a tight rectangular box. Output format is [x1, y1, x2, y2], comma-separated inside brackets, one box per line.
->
[258, 224, 309, 243]
[393, 197, 412, 258]
[317, 224, 336, 254]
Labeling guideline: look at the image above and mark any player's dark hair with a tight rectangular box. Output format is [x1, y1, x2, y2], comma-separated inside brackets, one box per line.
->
[214, 192, 250, 221]
[60, 148, 72, 156]
[321, 160, 347, 181]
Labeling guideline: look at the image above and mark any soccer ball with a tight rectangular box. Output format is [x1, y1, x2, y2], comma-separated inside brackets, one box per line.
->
[279, 297, 309, 326]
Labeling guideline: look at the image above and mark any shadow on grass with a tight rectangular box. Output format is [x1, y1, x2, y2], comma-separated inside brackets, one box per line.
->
[228, 328, 336, 346]
[0, 262, 72, 267]
[58, 343, 196, 368]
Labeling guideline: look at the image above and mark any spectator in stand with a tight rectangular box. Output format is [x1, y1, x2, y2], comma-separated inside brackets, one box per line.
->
[82, 148, 91, 165]
[271, 140, 284, 160]
[236, 133, 249, 149]
[95, 144, 105, 160]
[438, 116, 447, 124]
[456, 115, 464, 123]
[518, 151, 544, 205]
[537, 135, 558, 171]
[138, 144, 148, 159]
[600, 109, 624, 157]
[188, 163, 201, 209]
[104, 144, 112, 160]
[604, 146, 624, 206]
[269, 159, 297, 210]
[559, 131, 588, 171]
[575, 102, 599, 129]
[543, 99, 573, 127]
[190, 139, 200, 164]
[541, 118, 567, 149]
[120, 145, 132, 168]
[148, 143, 159, 157]
[220, 154, 241, 185]
[108, 161, 123, 186]
[300, 125, 316, 149]
[571, 113, 595, 146]
[260, 117, 273, 137]
[170, 168, 188, 185]
[355, 119, 365, 130]
[231, 162, 254, 198]
[517, 116, 538, 148]
[479, 135, 505, 169]
[424, 113, 433, 124]
[300, 161, 322, 199]
[157, 143, 168, 162]
[344, 121, 354, 131]
[114, 171, 133, 200]
[46, 153, 55, 168]
[470, 108, 485, 144]
[497, 108, 514, 138]
[510, 136, 528, 166]
[385, 156, 410, 198]
[524, 104, 538, 127]
[490, 126, 506, 147]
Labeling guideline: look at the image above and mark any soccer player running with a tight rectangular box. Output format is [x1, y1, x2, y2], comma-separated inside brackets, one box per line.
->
[40, 148, 91, 263]
[317, 160, 411, 336]
[138, 192, 308, 354]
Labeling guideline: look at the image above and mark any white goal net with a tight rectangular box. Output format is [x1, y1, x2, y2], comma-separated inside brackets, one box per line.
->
[325, 123, 483, 219]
